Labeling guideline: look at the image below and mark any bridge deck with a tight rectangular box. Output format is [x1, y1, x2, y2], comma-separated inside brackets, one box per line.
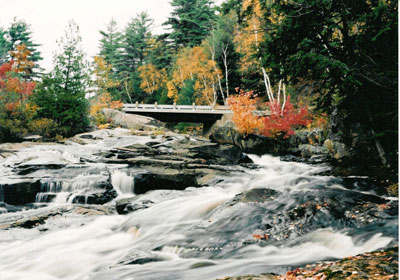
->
[123, 103, 231, 114]
[123, 103, 267, 116]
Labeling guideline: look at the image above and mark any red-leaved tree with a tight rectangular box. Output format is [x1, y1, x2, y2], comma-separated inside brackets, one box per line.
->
[263, 96, 311, 138]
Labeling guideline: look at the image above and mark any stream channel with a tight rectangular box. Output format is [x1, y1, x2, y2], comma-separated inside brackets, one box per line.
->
[0, 128, 397, 280]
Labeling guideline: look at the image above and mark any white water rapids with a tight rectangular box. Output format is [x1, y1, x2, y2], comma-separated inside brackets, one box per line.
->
[0, 129, 396, 280]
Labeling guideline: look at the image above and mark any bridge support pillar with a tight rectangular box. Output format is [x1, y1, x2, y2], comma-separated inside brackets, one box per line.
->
[202, 121, 216, 135]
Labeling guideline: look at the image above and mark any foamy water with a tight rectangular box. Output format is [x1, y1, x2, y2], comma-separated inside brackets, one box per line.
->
[0, 132, 396, 280]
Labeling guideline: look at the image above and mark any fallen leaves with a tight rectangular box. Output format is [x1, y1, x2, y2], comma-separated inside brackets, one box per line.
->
[276, 246, 398, 280]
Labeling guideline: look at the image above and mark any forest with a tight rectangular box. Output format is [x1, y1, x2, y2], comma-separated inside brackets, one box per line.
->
[0, 0, 397, 177]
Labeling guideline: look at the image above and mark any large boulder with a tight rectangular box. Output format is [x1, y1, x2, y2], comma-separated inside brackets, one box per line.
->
[228, 188, 280, 205]
[116, 197, 153, 215]
[133, 171, 199, 195]
[0, 179, 41, 205]
[70, 189, 118, 205]
[102, 108, 165, 131]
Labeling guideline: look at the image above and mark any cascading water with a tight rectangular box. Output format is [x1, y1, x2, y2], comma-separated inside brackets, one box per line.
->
[111, 170, 135, 195]
[0, 130, 397, 280]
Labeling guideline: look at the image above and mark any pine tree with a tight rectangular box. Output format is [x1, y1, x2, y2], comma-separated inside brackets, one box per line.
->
[98, 19, 122, 72]
[163, 0, 216, 48]
[0, 28, 10, 65]
[6, 18, 43, 78]
[34, 20, 89, 136]
[117, 12, 154, 102]
[261, 0, 398, 171]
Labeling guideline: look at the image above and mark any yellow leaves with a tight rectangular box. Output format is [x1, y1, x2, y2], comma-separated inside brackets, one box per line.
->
[92, 56, 119, 93]
[98, 123, 110, 130]
[167, 80, 179, 102]
[138, 64, 167, 95]
[268, 10, 285, 25]
[169, 45, 222, 105]
[9, 44, 35, 74]
[234, 0, 265, 74]
[90, 92, 122, 116]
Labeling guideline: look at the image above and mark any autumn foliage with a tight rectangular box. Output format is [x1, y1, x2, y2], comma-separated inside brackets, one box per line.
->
[0, 46, 39, 141]
[227, 89, 263, 135]
[167, 46, 222, 105]
[90, 92, 123, 128]
[263, 96, 311, 138]
[228, 89, 312, 138]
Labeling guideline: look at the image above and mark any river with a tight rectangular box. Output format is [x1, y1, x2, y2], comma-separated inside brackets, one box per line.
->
[0, 128, 397, 280]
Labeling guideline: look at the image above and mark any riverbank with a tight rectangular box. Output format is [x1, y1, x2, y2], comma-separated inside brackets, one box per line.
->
[210, 121, 398, 196]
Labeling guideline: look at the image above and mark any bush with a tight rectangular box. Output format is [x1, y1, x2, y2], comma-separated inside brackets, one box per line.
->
[227, 90, 264, 135]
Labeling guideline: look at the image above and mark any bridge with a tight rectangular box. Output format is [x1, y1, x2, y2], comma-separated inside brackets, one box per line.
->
[122, 102, 268, 133]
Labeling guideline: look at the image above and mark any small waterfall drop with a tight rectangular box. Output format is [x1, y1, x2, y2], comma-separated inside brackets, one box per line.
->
[111, 170, 135, 195]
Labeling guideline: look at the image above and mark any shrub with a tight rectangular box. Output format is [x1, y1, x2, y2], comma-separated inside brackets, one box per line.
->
[263, 96, 311, 138]
[227, 89, 264, 135]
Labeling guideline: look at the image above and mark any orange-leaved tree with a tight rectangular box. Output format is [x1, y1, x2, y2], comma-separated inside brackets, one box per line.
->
[227, 89, 264, 135]
[9, 44, 35, 77]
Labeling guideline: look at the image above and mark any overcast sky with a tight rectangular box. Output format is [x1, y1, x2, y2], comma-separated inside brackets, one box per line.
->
[0, 0, 180, 72]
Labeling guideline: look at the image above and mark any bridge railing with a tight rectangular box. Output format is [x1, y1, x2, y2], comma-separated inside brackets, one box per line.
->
[123, 102, 231, 112]
[123, 102, 269, 115]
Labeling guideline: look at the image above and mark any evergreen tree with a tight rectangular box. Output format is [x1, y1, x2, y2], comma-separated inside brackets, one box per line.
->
[164, 0, 216, 48]
[0, 28, 10, 65]
[34, 20, 89, 136]
[117, 12, 154, 102]
[6, 18, 43, 78]
[261, 0, 398, 172]
[98, 18, 123, 72]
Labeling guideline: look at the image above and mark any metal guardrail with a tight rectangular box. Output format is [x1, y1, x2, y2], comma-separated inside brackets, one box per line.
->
[123, 102, 231, 112]
[123, 102, 269, 115]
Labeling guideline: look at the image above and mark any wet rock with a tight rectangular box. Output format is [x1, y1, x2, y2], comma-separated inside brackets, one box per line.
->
[298, 144, 330, 159]
[0, 202, 23, 213]
[230, 188, 280, 204]
[134, 172, 199, 195]
[339, 176, 388, 196]
[324, 139, 350, 162]
[15, 163, 66, 175]
[210, 124, 329, 159]
[116, 250, 162, 266]
[116, 198, 153, 215]
[254, 189, 394, 242]
[71, 189, 118, 205]
[210, 124, 274, 155]
[0, 179, 41, 205]
[189, 143, 252, 165]
[0, 207, 69, 229]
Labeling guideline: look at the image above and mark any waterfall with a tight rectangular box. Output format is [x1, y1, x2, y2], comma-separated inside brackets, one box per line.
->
[111, 170, 135, 195]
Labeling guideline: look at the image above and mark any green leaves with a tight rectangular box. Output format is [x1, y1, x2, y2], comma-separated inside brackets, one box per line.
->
[164, 0, 216, 48]
[33, 20, 89, 137]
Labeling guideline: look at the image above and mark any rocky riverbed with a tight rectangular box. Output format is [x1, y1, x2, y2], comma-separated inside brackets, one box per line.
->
[0, 125, 397, 280]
